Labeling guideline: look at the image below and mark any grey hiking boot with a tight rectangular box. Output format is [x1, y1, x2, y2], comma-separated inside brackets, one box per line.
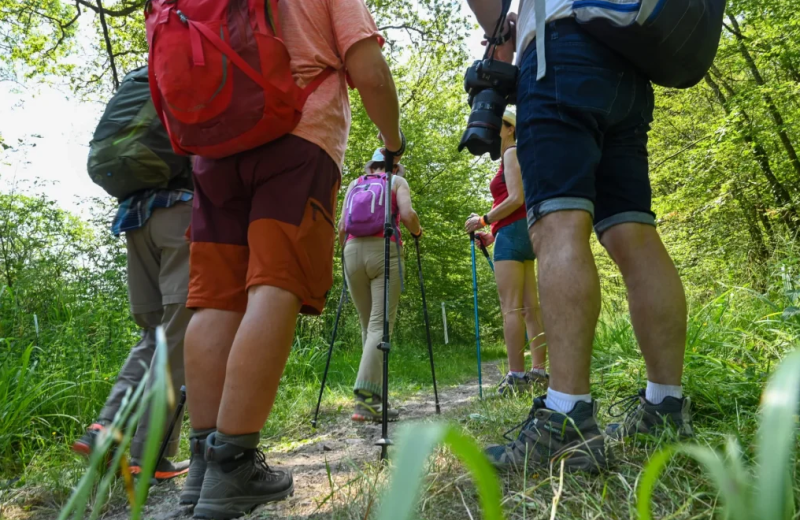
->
[194, 433, 293, 520]
[485, 396, 609, 473]
[497, 372, 533, 397]
[526, 369, 550, 387]
[180, 431, 211, 505]
[351, 391, 400, 423]
[605, 389, 693, 439]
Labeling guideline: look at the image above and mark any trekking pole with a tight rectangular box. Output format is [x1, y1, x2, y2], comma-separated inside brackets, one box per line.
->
[413, 235, 440, 414]
[469, 233, 483, 399]
[376, 146, 400, 461]
[477, 238, 495, 273]
[312, 276, 348, 429]
[154, 385, 186, 477]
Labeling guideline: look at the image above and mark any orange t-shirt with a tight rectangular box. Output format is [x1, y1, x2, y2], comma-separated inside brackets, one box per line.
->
[279, 0, 382, 169]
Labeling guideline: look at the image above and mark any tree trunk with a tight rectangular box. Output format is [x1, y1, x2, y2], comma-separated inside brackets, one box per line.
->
[731, 181, 769, 263]
[705, 74, 799, 233]
[727, 15, 800, 183]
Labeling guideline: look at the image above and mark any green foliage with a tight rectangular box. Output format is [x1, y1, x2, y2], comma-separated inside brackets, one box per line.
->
[637, 348, 800, 520]
[57, 327, 170, 520]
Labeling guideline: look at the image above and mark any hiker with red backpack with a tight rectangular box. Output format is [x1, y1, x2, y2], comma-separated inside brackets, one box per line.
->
[72, 66, 192, 481]
[338, 150, 422, 423]
[144, 0, 404, 517]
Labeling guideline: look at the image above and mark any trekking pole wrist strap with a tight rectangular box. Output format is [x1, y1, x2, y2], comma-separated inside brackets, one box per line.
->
[385, 131, 406, 157]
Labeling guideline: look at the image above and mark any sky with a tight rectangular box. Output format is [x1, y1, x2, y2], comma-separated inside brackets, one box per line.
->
[0, 0, 519, 216]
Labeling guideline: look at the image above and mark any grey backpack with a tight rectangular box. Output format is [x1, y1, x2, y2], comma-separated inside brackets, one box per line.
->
[573, 0, 726, 88]
[87, 66, 191, 200]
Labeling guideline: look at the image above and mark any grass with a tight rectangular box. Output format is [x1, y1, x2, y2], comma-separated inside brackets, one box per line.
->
[3, 282, 798, 519]
[264, 282, 800, 520]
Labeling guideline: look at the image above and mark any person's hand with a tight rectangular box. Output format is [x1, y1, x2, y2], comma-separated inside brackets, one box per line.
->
[474, 230, 494, 247]
[465, 212, 484, 233]
[482, 13, 517, 64]
[412, 227, 423, 239]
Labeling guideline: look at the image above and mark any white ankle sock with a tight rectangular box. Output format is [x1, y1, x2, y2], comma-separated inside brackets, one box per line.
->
[545, 388, 591, 414]
[510, 371, 526, 378]
[530, 368, 547, 377]
[645, 381, 682, 405]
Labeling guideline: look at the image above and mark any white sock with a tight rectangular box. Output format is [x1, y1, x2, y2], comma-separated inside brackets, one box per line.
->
[510, 371, 526, 378]
[530, 368, 547, 377]
[545, 388, 591, 414]
[645, 381, 682, 405]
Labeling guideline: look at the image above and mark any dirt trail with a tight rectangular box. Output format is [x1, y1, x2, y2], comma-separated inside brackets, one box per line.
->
[100, 362, 503, 520]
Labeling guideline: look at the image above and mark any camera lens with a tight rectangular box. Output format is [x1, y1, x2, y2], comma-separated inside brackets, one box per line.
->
[458, 89, 507, 160]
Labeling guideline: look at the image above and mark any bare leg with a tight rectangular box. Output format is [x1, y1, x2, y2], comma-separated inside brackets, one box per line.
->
[184, 308, 243, 430]
[529, 210, 599, 395]
[600, 223, 686, 385]
[216, 285, 301, 434]
[522, 260, 547, 370]
[494, 260, 527, 373]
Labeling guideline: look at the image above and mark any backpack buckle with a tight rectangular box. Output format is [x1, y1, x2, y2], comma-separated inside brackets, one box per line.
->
[175, 9, 188, 24]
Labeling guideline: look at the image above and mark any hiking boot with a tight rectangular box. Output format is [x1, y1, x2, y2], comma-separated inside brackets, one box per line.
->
[605, 389, 693, 440]
[129, 457, 190, 481]
[351, 392, 400, 423]
[526, 369, 550, 387]
[71, 422, 108, 457]
[194, 433, 293, 520]
[497, 373, 533, 397]
[484, 396, 608, 473]
[180, 432, 211, 505]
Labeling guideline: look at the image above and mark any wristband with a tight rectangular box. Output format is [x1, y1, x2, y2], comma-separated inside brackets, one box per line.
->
[483, 214, 491, 225]
[412, 227, 423, 238]
[385, 130, 406, 157]
[479, 216, 487, 228]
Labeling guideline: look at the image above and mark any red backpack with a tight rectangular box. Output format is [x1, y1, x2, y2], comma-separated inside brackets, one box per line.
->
[144, 0, 333, 159]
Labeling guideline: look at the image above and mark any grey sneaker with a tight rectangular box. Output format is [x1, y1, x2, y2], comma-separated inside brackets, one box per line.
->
[351, 392, 400, 423]
[485, 396, 609, 473]
[605, 389, 693, 439]
[497, 373, 533, 397]
[193, 433, 293, 519]
[180, 433, 209, 505]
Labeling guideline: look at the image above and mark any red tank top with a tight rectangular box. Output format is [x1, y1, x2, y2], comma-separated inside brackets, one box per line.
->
[347, 190, 402, 244]
[489, 150, 526, 236]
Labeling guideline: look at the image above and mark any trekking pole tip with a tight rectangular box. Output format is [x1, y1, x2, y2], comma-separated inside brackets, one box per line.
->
[435, 405, 441, 414]
[311, 420, 318, 429]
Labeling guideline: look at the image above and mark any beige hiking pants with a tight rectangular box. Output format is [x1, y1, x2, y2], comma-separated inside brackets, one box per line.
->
[99, 202, 193, 459]
[344, 237, 402, 397]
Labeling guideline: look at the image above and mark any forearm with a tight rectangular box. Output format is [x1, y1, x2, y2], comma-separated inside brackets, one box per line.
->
[357, 68, 402, 151]
[467, 0, 504, 37]
[487, 197, 523, 223]
[401, 210, 421, 236]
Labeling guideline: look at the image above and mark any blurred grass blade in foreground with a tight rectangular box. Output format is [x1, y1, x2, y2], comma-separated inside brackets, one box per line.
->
[637, 348, 800, 520]
[377, 422, 505, 520]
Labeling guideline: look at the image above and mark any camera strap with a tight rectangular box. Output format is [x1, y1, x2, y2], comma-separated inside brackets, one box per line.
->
[484, 0, 513, 60]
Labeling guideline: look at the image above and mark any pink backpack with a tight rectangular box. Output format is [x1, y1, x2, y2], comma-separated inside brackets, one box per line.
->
[344, 174, 390, 237]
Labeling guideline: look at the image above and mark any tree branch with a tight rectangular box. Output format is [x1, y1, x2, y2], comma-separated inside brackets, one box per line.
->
[95, 0, 119, 90]
[76, 0, 144, 17]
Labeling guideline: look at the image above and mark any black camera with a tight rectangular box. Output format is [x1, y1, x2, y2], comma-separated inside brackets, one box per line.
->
[458, 58, 519, 160]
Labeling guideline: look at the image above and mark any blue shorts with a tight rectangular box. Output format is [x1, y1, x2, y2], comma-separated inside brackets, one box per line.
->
[517, 18, 656, 236]
[494, 219, 536, 263]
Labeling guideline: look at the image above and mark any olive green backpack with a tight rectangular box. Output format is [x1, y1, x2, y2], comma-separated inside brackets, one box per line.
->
[87, 66, 191, 200]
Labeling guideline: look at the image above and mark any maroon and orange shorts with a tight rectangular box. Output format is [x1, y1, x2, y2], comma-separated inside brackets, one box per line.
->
[187, 135, 341, 315]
